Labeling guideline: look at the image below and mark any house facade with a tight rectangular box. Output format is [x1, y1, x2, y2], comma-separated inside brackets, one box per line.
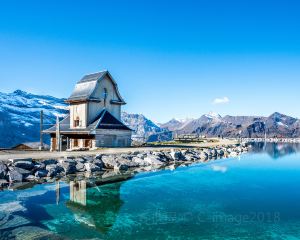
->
[44, 70, 132, 151]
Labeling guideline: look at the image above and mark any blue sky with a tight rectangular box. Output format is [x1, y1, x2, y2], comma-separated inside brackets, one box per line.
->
[0, 0, 300, 122]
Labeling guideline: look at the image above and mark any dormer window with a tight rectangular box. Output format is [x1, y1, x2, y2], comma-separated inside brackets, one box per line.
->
[74, 117, 80, 127]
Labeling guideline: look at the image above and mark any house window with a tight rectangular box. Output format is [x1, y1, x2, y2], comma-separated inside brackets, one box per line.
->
[73, 139, 78, 147]
[103, 88, 108, 107]
[103, 88, 108, 100]
[74, 117, 80, 127]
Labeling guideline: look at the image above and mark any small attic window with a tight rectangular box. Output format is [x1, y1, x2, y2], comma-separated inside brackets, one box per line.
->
[103, 88, 108, 100]
[103, 88, 108, 107]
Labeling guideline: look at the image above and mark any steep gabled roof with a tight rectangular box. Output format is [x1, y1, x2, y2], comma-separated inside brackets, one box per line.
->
[93, 109, 132, 130]
[66, 70, 126, 104]
[78, 71, 107, 83]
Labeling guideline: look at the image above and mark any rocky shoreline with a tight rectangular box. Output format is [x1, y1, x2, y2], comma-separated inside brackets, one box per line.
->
[0, 144, 249, 189]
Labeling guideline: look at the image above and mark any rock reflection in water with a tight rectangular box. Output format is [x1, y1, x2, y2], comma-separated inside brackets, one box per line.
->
[66, 179, 124, 234]
[250, 142, 300, 159]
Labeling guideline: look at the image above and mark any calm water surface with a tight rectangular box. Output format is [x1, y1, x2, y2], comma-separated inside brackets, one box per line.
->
[1, 143, 300, 239]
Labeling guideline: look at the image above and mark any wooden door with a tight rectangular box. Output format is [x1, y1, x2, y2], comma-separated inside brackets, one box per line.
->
[85, 139, 92, 148]
[73, 139, 78, 147]
[52, 137, 57, 151]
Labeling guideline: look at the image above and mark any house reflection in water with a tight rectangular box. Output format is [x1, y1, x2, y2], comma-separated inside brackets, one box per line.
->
[70, 180, 87, 206]
[66, 179, 124, 234]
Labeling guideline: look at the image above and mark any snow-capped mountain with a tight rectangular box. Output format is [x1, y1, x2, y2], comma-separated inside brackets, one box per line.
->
[204, 111, 222, 120]
[121, 112, 166, 141]
[0, 90, 68, 148]
[158, 118, 194, 131]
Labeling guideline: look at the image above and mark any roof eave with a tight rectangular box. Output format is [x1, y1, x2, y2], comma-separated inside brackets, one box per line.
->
[65, 98, 103, 104]
[65, 99, 88, 104]
[110, 100, 126, 105]
[43, 130, 93, 135]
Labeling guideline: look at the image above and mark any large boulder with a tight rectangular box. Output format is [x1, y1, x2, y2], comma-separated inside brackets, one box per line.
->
[115, 157, 139, 169]
[152, 152, 169, 162]
[95, 154, 103, 160]
[170, 150, 186, 161]
[75, 162, 86, 172]
[124, 161, 140, 168]
[34, 162, 46, 170]
[199, 151, 208, 160]
[203, 150, 212, 158]
[93, 159, 104, 168]
[14, 161, 34, 170]
[114, 164, 129, 171]
[46, 164, 63, 178]
[136, 153, 146, 159]
[74, 157, 86, 163]
[235, 147, 242, 153]
[83, 156, 94, 162]
[184, 153, 199, 161]
[210, 149, 218, 157]
[144, 155, 164, 166]
[131, 151, 140, 155]
[25, 175, 35, 181]
[242, 147, 248, 152]
[217, 149, 224, 156]
[84, 163, 101, 172]
[132, 157, 150, 166]
[226, 148, 232, 154]
[0, 163, 7, 179]
[59, 159, 76, 175]
[8, 158, 32, 164]
[8, 167, 30, 182]
[120, 153, 131, 160]
[35, 170, 48, 178]
[42, 159, 58, 165]
[59, 158, 76, 164]
[101, 155, 118, 169]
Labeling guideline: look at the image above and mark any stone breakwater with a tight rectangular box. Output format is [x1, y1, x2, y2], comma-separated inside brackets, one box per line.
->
[0, 144, 248, 188]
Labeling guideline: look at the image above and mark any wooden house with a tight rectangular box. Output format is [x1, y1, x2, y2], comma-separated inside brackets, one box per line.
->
[44, 70, 132, 151]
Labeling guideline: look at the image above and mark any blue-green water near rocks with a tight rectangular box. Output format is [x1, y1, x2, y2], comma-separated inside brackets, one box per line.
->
[1, 143, 300, 239]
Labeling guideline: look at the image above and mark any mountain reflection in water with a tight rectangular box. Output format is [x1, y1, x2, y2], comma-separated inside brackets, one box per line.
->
[249, 142, 300, 159]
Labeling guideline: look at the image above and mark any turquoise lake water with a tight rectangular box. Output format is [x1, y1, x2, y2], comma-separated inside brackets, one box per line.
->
[1, 143, 300, 239]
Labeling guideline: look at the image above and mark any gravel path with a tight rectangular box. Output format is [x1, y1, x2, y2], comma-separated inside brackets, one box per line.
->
[0, 139, 237, 161]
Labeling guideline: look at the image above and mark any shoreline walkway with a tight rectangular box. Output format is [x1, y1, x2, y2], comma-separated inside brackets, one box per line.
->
[0, 139, 237, 161]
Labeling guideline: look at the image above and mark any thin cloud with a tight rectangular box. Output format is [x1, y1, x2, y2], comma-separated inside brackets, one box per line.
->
[212, 97, 230, 105]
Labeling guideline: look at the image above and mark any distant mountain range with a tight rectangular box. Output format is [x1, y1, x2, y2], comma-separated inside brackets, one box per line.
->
[159, 111, 300, 139]
[0, 90, 299, 148]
